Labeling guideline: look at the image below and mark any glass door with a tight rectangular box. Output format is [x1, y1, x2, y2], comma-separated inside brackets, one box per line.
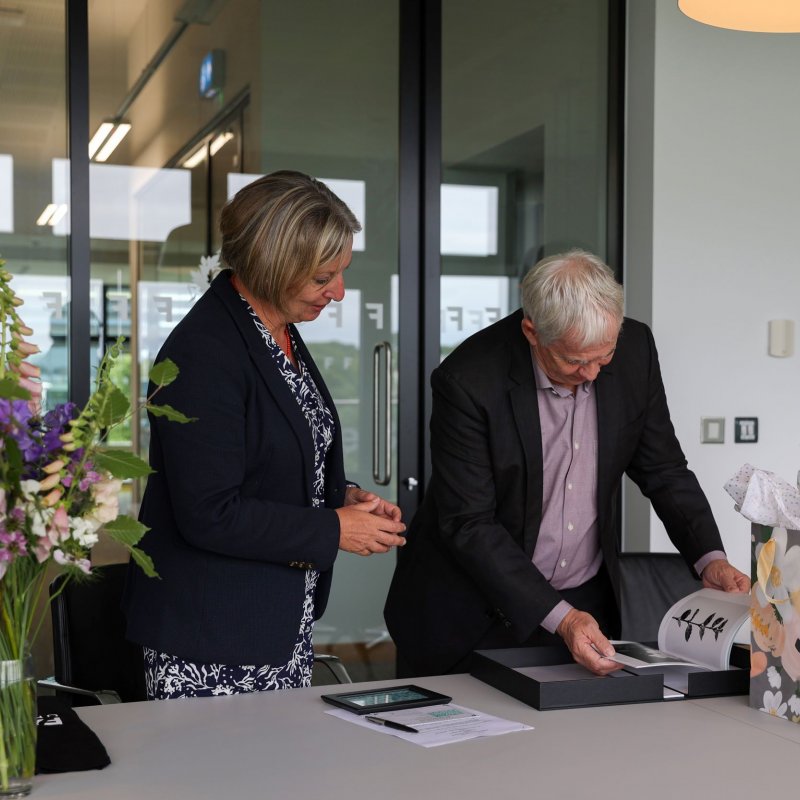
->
[440, 0, 613, 354]
[88, 0, 401, 679]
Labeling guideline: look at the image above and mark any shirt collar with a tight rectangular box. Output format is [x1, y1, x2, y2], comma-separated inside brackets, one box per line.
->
[530, 350, 592, 397]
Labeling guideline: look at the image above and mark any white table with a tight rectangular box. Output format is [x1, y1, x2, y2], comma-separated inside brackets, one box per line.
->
[33, 674, 800, 799]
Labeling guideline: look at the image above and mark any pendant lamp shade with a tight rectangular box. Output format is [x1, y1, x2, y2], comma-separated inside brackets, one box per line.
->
[678, 0, 800, 32]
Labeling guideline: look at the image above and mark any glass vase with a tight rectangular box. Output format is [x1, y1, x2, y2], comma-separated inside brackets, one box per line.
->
[0, 658, 36, 798]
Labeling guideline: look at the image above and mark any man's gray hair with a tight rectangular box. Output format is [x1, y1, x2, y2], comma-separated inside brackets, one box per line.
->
[520, 249, 624, 347]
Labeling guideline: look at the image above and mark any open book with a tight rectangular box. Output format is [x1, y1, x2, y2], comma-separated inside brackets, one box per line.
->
[608, 588, 750, 673]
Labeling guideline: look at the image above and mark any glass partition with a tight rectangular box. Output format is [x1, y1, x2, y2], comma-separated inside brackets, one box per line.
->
[441, 0, 611, 355]
[88, 0, 399, 679]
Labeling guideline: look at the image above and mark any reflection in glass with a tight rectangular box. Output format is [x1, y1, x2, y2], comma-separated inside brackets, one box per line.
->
[441, 0, 610, 356]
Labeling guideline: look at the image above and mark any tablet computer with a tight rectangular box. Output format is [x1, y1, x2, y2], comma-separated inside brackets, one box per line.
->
[320, 684, 452, 714]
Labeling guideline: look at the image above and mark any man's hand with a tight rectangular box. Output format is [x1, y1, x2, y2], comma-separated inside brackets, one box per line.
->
[701, 558, 750, 593]
[556, 609, 620, 676]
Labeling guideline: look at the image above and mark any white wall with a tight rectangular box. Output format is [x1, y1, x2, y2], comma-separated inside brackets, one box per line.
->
[625, 0, 800, 574]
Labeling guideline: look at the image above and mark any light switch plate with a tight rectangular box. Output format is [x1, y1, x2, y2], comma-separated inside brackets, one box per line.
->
[734, 417, 758, 443]
[701, 417, 725, 443]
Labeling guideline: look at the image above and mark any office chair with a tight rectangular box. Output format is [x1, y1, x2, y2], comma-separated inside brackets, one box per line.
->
[38, 562, 147, 706]
[39, 562, 352, 705]
[618, 552, 703, 642]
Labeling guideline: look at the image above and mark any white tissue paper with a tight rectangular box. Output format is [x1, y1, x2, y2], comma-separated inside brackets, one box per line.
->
[724, 463, 800, 528]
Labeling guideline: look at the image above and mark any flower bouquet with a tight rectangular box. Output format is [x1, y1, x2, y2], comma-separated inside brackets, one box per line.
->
[0, 258, 193, 795]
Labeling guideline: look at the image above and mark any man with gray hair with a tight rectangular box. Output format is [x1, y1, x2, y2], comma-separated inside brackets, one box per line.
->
[385, 249, 748, 677]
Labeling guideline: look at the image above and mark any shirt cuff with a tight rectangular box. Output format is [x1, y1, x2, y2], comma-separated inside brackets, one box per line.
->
[694, 550, 727, 578]
[540, 600, 573, 634]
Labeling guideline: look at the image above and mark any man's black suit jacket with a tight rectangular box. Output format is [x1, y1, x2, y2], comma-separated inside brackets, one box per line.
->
[123, 270, 345, 666]
[384, 310, 724, 676]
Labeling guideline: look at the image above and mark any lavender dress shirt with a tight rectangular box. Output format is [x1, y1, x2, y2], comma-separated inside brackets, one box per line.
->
[530, 357, 725, 633]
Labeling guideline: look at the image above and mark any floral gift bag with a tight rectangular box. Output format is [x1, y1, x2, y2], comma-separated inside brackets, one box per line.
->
[725, 464, 800, 723]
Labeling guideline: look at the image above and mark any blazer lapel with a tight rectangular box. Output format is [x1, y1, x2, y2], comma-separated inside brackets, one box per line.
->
[209, 271, 316, 482]
[593, 360, 619, 545]
[507, 322, 543, 557]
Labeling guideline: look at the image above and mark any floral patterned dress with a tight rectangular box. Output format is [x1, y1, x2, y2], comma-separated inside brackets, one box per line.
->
[144, 300, 335, 700]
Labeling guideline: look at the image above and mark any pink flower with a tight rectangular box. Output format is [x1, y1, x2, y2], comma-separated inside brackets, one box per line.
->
[50, 506, 70, 542]
[0, 529, 28, 561]
[88, 478, 122, 526]
[33, 539, 53, 564]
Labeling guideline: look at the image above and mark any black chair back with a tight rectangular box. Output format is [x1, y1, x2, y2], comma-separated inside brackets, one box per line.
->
[50, 563, 146, 704]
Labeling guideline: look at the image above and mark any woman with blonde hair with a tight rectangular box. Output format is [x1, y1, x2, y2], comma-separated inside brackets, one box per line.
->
[124, 171, 405, 699]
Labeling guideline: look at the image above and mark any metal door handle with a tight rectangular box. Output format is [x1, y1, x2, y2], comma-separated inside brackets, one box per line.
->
[372, 341, 392, 485]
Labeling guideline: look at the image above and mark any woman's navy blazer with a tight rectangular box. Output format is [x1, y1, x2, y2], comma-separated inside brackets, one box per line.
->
[123, 270, 345, 666]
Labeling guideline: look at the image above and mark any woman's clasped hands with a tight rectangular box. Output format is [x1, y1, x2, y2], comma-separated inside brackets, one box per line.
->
[336, 486, 406, 556]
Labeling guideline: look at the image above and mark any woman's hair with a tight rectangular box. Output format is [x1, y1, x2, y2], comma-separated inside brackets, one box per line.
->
[219, 170, 361, 313]
[520, 249, 624, 347]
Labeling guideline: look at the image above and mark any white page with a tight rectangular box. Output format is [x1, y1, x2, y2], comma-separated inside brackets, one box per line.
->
[326, 704, 532, 748]
[657, 588, 750, 670]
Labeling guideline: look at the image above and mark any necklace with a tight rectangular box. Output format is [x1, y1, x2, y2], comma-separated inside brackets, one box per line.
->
[284, 326, 292, 357]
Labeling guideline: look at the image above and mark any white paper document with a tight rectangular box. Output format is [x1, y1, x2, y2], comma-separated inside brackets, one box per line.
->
[327, 703, 533, 747]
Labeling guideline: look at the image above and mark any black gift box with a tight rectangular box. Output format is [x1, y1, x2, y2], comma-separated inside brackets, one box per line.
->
[470, 644, 749, 711]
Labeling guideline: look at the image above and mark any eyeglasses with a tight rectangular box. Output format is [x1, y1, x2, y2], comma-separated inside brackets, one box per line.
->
[548, 347, 616, 368]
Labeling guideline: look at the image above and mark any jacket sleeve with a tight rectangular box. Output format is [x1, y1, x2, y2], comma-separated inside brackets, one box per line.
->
[623, 323, 724, 570]
[428, 366, 564, 641]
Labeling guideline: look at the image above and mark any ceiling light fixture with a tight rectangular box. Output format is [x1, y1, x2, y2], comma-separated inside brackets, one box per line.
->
[88, 120, 131, 162]
[35, 203, 68, 227]
[209, 131, 234, 156]
[678, 0, 800, 32]
[182, 145, 207, 169]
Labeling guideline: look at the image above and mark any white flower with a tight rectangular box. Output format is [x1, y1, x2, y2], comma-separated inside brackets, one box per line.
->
[788, 694, 800, 715]
[28, 505, 51, 540]
[19, 479, 40, 499]
[767, 666, 782, 689]
[70, 516, 100, 547]
[52, 549, 91, 574]
[190, 251, 223, 297]
[87, 477, 123, 526]
[761, 690, 788, 718]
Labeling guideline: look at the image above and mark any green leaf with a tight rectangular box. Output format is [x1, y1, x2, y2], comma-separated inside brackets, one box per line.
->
[147, 403, 197, 424]
[129, 547, 159, 579]
[97, 384, 130, 427]
[0, 377, 30, 400]
[103, 515, 149, 547]
[93, 449, 154, 479]
[149, 358, 179, 387]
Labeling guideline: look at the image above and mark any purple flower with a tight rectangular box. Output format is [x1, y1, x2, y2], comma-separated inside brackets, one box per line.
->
[42, 403, 78, 453]
[0, 529, 28, 561]
[0, 399, 38, 460]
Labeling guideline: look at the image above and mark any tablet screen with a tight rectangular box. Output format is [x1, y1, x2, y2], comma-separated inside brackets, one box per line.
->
[346, 688, 429, 707]
[321, 684, 452, 714]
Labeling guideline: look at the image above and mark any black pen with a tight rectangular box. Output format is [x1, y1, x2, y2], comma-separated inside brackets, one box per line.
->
[364, 715, 418, 733]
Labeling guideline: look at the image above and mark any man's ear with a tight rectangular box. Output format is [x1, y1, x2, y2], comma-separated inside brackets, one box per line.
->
[521, 317, 539, 348]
